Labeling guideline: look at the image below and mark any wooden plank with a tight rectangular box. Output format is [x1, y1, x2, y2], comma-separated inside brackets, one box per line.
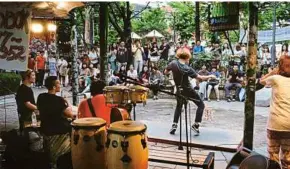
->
[148, 137, 237, 153]
[148, 143, 214, 167]
[149, 153, 205, 164]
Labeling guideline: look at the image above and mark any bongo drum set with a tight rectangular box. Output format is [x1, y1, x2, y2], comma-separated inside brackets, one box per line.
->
[103, 85, 149, 121]
[70, 85, 149, 169]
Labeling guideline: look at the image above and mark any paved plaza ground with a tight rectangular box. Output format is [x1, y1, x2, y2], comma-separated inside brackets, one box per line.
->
[0, 87, 270, 168]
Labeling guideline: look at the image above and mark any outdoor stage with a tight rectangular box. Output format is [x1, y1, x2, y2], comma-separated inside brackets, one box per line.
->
[142, 120, 243, 152]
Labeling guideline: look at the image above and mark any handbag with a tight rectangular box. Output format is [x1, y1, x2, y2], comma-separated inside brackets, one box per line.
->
[208, 80, 219, 86]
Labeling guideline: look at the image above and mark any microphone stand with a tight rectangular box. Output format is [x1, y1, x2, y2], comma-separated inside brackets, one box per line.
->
[120, 74, 194, 168]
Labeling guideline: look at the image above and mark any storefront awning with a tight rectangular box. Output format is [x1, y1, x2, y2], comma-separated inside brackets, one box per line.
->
[1, 2, 84, 19]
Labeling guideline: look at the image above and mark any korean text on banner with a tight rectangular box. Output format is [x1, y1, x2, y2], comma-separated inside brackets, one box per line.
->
[0, 8, 31, 71]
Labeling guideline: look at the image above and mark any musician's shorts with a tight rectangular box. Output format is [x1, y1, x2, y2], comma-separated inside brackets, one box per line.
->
[267, 129, 290, 169]
[43, 133, 71, 167]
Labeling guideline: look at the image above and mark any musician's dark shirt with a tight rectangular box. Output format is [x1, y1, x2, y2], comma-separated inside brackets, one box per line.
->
[37, 93, 71, 136]
[166, 60, 197, 89]
[15, 84, 35, 121]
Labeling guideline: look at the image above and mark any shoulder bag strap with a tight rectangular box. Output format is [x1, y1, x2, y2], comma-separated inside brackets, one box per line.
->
[87, 98, 96, 117]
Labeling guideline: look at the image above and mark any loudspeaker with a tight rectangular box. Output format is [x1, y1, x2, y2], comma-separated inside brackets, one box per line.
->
[226, 147, 280, 169]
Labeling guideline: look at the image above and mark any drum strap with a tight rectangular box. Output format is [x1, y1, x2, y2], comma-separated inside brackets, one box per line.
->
[87, 98, 96, 117]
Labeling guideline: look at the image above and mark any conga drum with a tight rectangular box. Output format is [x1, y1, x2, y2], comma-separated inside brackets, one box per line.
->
[128, 85, 148, 104]
[71, 118, 107, 169]
[104, 86, 130, 105]
[110, 107, 131, 123]
[106, 121, 148, 169]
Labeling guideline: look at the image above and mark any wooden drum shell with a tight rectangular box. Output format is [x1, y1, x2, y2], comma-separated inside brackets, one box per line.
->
[71, 118, 107, 169]
[106, 121, 148, 169]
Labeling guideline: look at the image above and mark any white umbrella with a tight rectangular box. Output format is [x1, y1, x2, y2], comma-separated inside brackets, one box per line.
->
[131, 32, 142, 39]
[144, 30, 164, 38]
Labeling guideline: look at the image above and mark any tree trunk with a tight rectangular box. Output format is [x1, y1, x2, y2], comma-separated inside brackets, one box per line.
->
[99, 2, 109, 83]
[243, 2, 258, 150]
[71, 11, 79, 106]
[125, 2, 132, 68]
[195, 2, 200, 42]
[85, 6, 92, 46]
[90, 10, 94, 45]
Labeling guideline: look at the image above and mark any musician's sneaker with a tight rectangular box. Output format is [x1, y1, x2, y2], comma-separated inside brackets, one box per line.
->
[170, 123, 178, 135]
[191, 123, 200, 136]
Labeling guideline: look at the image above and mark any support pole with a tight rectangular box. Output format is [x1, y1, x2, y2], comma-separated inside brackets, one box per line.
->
[71, 11, 79, 106]
[173, 13, 176, 43]
[99, 2, 109, 83]
[243, 2, 258, 150]
[271, 2, 277, 66]
[195, 2, 200, 42]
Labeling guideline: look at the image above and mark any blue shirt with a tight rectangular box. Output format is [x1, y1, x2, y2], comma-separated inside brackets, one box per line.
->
[211, 71, 221, 78]
[193, 45, 204, 54]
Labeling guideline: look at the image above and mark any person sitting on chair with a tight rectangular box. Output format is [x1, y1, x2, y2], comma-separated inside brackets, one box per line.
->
[224, 65, 243, 102]
[207, 67, 221, 102]
[150, 66, 164, 100]
[197, 65, 210, 100]
[37, 76, 74, 167]
[78, 80, 112, 124]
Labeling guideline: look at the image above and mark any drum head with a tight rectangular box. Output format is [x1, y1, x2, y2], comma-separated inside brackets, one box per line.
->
[104, 86, 128, 91]
[72, 117, 106, 129]
[108, 121, 146, 134]
[129, 85, 148, 91]
[239, 155, 269, 169]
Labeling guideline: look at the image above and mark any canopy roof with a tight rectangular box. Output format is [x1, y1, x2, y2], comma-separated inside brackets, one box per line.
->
[144, 30, 164, 38]
[1, 2, 84, 19]
[131, 32, 142, 39]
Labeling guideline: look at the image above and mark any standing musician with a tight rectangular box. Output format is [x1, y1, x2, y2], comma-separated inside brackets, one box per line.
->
[164, 47, 216, 135]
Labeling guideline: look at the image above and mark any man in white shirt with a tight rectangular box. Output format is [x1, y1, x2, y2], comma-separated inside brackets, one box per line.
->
[127, 64, 138, 83]
[88, 48, 98, 67]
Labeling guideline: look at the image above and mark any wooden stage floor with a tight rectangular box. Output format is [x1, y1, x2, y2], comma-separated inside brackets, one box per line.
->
[142, 120, 243, 152]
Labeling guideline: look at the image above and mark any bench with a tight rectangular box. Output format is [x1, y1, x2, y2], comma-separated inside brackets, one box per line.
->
[149, 143, 215, 169]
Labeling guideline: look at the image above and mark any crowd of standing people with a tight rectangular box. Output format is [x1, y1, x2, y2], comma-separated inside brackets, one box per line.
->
[26, 38, 290, 102]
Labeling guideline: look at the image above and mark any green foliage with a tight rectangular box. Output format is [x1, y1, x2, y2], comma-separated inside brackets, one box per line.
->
[259, 2, 290, 30]
[0, 73, 21, 96]
[132, 8, 168, 36]
[57, 20, 72, 54]
[168, 2, 195, 40]
[191, 53, 214, 70]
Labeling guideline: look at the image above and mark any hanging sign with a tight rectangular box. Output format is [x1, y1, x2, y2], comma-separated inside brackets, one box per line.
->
[208, 2, 239, 32]
[0, 7, 31, 71]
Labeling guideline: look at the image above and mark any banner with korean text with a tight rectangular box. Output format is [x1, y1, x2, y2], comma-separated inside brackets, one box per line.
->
[0, 8, 31, 71]
[208, 2, 240, 31]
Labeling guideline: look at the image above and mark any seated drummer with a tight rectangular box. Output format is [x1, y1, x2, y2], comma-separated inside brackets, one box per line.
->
[37, 76, 74, 166]
[78, 80, 112, 124]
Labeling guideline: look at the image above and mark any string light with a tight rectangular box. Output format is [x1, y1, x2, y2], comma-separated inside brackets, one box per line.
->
[31, 23, 43, 33]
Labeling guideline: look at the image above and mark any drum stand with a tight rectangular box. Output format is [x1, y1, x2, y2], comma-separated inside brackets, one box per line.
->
[176, 87, 190, 169]
[132, 102, 136, 120]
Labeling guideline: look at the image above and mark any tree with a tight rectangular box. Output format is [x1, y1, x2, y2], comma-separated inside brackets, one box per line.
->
[131, 8, 168, 35]
[107, 2, 150, 66]
[168, 2, 195, 40]
[259, 2, 290, 30]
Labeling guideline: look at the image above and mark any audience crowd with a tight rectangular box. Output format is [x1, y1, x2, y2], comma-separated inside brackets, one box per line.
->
[27, 39, 290, 102]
